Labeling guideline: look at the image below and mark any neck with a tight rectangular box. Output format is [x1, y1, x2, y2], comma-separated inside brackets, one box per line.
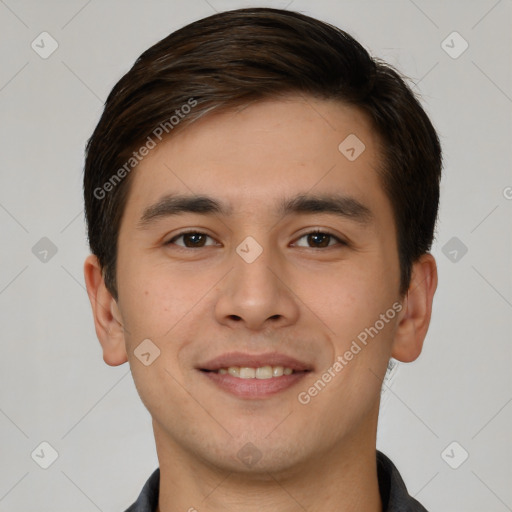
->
[154, 420, 382, 512]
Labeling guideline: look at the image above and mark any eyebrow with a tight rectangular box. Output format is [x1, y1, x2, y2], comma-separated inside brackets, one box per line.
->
[137, 192, 373, 229]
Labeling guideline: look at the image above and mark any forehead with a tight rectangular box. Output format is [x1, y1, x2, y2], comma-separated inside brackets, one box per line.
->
[121, 95, 389, 226]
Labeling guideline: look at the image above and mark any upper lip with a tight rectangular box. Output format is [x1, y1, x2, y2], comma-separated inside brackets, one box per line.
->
[198, 351, 313, 372]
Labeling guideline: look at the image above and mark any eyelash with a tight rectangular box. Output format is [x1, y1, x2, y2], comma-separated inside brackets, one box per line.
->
[165, 229, 347, 250]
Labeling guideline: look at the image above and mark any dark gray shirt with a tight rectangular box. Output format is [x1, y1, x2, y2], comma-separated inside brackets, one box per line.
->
[125, 450, 428, 511]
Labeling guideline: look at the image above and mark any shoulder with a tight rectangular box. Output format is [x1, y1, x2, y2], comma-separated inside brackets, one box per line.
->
[124, 467, 160, 512]
[377, 451, 429, 512]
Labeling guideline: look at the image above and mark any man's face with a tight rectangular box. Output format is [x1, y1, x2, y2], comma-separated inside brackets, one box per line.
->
[113, 95, 403, 473]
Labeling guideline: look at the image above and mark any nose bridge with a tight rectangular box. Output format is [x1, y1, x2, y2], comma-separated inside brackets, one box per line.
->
[232, 236, 280, 305]
[214, 233, 299, 330]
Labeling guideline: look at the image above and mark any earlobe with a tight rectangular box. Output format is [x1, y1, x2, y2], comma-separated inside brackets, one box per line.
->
[391, 253, 438, 363]
[83, 254, 128, 366]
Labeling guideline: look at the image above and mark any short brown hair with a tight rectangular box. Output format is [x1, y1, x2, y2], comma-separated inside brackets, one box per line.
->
[83, 7, 442, 301]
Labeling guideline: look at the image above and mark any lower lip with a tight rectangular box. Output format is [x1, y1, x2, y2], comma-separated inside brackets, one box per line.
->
[199, 370, 308, 399]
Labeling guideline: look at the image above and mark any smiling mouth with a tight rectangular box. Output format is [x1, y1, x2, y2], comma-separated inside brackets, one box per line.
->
[199, 366, 310, 399]
[198, 351, 313, 398]
[201, 365, 304, 379]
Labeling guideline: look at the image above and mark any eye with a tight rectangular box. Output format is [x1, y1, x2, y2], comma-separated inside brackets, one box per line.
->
[165, 231, 218, 248]
[165, 229, 347, 250]
[293, 230, 346, 249]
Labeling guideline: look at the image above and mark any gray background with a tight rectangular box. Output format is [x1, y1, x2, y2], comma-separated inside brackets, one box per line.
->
[0, 0, 511, 510]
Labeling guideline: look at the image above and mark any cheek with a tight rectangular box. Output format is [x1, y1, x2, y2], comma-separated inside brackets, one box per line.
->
[306, 276, 399, 420]
[119, 259, 211, 341]
[307, 263, 391, 330]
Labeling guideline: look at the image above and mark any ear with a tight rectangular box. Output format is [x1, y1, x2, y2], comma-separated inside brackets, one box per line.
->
[83, 254, 128, 366]
[391, 253, 438, 363]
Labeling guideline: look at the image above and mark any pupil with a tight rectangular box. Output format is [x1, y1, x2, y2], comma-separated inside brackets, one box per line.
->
[186, 233, 204, 247]
[310, 233, 328, 248]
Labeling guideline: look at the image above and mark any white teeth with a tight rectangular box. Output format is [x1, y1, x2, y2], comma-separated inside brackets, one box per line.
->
[272, 366, 284, 377]
[240, 367, 256, 379]
[256, 366, 273, 379]
[216, 365, 295, 379]
[228, 367, 240, 377]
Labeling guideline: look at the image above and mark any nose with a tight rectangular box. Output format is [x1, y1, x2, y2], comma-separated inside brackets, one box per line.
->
[214, 241, 300, 332]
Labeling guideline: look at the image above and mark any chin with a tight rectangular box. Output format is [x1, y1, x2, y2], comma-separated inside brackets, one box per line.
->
[196, 436, 309, 476]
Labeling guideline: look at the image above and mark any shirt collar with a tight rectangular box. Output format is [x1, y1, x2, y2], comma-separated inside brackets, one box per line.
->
[376, 451, 429, 511]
